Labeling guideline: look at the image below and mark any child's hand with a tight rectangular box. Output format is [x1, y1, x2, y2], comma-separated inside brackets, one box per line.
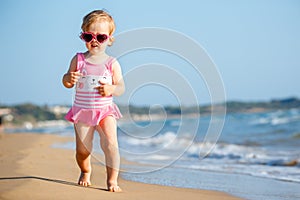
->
[66, 71, 82, 85]
[96, 81, 116, 96]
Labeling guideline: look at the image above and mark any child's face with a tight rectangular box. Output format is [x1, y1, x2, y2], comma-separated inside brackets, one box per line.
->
[85, 21, 111, 55]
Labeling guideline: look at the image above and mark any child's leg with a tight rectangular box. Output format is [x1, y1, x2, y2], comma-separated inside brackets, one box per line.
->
[74, 122, 95, 186]
[96, 116, 121, 192]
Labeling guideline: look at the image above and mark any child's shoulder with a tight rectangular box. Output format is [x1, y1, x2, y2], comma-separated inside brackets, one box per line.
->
[108, 56, 117, 63]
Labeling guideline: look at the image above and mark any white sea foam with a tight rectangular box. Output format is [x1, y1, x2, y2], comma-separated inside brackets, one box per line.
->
[125, 131, 177, 147]
[250, 109, 300, 126]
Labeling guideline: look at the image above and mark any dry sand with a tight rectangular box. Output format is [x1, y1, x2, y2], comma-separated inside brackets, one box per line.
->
[0, 132, 242, 200]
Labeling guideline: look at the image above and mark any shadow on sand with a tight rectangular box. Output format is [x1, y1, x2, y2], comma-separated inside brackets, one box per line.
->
[0, 176, 107, 191]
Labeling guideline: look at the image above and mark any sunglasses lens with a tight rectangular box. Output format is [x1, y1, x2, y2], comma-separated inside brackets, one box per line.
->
[81, 33, 93, 42]
[97, 34, 108, 43]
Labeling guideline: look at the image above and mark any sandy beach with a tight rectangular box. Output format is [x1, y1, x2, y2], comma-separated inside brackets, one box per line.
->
[0, 132, 242, 200]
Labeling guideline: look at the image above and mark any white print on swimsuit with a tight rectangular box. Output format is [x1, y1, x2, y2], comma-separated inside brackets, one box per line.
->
[76, 75, 112, 92]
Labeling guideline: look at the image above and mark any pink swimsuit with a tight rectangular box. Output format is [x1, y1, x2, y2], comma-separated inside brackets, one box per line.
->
[65, 53, 122, 126]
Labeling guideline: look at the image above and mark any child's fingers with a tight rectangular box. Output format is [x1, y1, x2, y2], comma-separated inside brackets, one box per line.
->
[68, 71, 82, 84]
[72, 71, 83, 77]
[94, 85, 106, 96]
[98, 80, 108, 85]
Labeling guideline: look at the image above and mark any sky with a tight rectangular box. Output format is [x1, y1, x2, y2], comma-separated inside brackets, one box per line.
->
[0, 0, 299, 106]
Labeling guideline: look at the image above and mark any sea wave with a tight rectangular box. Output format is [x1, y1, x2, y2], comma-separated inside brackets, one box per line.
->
[119, 129, 300, 182]
[250, 109, 300, 126]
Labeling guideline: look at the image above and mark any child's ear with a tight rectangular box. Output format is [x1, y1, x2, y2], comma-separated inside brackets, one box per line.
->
[108, 36, 114, 46]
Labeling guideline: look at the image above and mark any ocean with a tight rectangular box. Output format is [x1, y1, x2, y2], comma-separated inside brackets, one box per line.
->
[6, 108, 300, 199]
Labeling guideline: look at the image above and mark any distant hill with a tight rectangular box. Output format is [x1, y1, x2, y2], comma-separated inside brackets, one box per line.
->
[225, 97, 300, 113]
[117, 97, 300, 120]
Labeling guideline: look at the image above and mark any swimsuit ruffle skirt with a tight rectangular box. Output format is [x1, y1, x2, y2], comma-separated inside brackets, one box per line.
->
[65, 53, 122, 126]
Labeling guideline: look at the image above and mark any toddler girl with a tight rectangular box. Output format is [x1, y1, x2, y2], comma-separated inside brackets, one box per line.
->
[62, 10, 125, 192]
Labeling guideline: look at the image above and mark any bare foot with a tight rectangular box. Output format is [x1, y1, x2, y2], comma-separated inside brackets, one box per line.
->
[108, 185, 122, 192]
[78, 172, 91, 187]
[107, 180, 122, 192]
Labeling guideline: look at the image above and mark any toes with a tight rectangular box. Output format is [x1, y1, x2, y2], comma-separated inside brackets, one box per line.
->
[78, 172, 91, 187]
[108, 186, 122, 192]
[78, 180, 91, 187]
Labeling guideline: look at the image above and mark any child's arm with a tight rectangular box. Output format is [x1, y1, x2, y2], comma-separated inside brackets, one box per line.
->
[98, 60, 125, 97]
[111, 60, 125, 96]
[62, 55, 82, 88]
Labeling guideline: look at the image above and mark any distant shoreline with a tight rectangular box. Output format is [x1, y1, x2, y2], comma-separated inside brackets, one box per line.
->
[1, 97, 299, 127]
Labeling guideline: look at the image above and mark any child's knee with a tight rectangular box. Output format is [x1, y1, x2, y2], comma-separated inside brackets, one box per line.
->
[76, 147, 91, 158]
[101, 140, 118, 154]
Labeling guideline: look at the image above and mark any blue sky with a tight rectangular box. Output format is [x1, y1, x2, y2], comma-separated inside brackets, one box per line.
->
[0, 0, 299, 106]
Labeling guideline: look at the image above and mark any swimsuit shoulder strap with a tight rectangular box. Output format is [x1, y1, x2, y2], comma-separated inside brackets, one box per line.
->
[76, 53, 85, 71]
[105, 56, 116, 73]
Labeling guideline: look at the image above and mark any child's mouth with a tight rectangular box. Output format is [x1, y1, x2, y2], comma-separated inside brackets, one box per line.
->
[91, 43, 99, 48]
